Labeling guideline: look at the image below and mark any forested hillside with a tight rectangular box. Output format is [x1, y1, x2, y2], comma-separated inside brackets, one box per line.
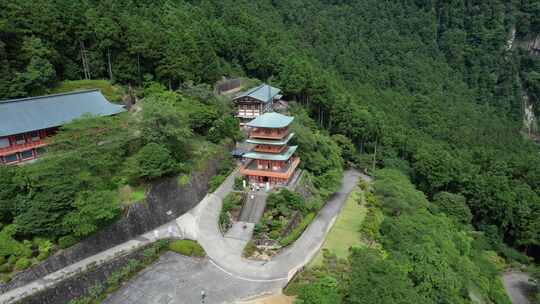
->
[1, 0, 540, 300]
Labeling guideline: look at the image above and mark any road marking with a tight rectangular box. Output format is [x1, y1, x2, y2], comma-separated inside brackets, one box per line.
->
[208, 260, 288, 283]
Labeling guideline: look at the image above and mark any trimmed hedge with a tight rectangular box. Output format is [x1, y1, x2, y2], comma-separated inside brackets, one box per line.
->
[280, 213, 316, 247]
[168, 240, 206, 257]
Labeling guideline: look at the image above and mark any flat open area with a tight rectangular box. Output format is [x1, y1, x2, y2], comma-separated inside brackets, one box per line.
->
[103, 252, 281, 304]
[311, 187, 366, 266]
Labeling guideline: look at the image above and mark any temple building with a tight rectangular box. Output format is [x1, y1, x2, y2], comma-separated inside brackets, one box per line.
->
[0, 89, 125, 165]
[240, 112, 300, 187]
[232, 84, 282, 124]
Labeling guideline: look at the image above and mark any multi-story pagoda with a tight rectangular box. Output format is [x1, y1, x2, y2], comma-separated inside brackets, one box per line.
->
[240, 112, 300, 187]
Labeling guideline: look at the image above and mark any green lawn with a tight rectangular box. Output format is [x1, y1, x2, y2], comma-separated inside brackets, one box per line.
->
[50, 79, 124, 102]
[311, 187, 367, 266]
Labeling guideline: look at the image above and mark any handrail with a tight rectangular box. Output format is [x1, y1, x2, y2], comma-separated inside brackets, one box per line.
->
[0, 140, 48, 156]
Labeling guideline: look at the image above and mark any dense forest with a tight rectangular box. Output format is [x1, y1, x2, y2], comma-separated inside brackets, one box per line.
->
[1, 0, 540, 302]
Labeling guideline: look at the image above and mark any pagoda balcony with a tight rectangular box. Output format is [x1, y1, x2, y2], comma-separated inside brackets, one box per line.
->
[0, 139, 48, 157]
[250, 129, 289, 140]
[253, 145, 287, 154]
[240, 157, 300, 180]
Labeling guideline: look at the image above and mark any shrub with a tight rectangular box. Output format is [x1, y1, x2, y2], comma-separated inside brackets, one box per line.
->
[178, 174, 191, 186]
[0, 274, 12, 283]
[0, 263, 12, 273]
[432, 192, 472, 225]
[7, 255, 16, 265]
[243, 241, 257, 257]
[234, 176, 245, 190]
[280, 213, 315, 247]
[36, 239, 53, 261]
[15, 257, 31, 271]
[168, 240, 205, 257]
[123, 143, 180, 183]
[58, 235, 78, 249]
[269, 230, 280, 240]
[209, 175, 226, 193]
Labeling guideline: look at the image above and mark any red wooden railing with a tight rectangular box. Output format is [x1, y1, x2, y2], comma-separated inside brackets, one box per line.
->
[240, 157, 300, 180]
[250, 130, 289, 140]
[0, 140, 48, 156]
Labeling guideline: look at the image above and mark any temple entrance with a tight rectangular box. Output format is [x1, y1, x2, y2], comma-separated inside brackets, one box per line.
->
[263, 176, 269, 183]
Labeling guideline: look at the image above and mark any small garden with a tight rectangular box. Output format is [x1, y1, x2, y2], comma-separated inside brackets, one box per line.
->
[244, 189, 315, 260]
[219, 193, 244, 232]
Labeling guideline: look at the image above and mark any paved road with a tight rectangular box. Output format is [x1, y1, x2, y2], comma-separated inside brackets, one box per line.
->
[3, 168, 364, 304]
[0, 221, 185, 304]
[197, 169, 363, 281]
[502, 271, 534, 304]
[106, 169, 364, 303]
[103, 252, 282, 304]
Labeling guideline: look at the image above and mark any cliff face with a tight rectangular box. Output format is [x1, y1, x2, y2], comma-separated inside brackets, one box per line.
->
[513, 31, 540, 138]
[516, 32, 540, 56]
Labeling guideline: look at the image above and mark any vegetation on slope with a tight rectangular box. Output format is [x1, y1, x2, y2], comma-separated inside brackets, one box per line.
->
[289, 169, 511, 304]
[0, 0, 540, 300]
[0, 83, 239, 281]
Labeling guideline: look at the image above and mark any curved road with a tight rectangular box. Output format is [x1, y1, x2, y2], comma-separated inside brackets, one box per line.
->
[196, 169, 364, 282]
[1, 169, 364, 304]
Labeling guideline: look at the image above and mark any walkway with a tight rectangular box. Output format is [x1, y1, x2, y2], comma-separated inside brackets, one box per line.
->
[105, 169, 364, 304]
[239, 192, 268, 223]
[197, 169, 363, 282]
[1, 169, 364, 304]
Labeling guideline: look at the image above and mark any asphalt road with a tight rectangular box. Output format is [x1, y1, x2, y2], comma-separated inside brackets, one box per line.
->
[103, 252, 281, 304]
[502, 271, 534, 304]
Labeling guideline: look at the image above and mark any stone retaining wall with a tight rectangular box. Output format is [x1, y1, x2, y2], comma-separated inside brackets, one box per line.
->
[0, 154, 225, 294]
[17, 243, 160, 304]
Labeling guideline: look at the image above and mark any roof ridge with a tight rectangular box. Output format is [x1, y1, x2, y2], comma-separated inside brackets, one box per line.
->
[0, 89, 101, 104]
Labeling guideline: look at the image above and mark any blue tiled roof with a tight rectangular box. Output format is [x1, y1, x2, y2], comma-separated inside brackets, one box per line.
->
[246, 112, 294, 128]
[0, 89, 126, 137]
[234, 84, 281, 103]
[243, 146, 298, 161]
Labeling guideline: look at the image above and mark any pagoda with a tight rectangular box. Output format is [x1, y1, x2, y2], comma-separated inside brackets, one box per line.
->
[240, 112, 300, 187]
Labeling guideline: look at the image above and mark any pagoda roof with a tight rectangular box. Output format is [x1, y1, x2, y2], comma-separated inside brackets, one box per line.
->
[243, 146, 298, 161]
[0, 89, 125, 137]
[246, 112, 294, 129]
[233, 84, 281, 103]
[246, 133, 295, 145]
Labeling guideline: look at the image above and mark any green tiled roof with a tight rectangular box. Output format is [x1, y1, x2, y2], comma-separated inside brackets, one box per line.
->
[234, 83, 281, 103]
[246, 112, 294, 128]
[243, 146, 297, 161]
[246, 133, 295, 145]
[0, 90, 125, 137]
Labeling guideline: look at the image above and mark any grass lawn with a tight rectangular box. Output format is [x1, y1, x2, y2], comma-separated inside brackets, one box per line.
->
[50, 79, 124, 102]
[310, 187, 367, 266]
